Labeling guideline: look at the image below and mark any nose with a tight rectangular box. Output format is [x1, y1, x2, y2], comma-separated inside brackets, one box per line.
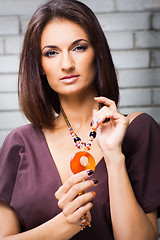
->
[61, 52, 74, 71]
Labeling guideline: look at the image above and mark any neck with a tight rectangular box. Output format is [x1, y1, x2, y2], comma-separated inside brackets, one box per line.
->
[58, 89, 98, 131]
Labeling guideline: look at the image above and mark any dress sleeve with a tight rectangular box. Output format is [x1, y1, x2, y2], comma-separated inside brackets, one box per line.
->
[122, 113, 160, 218]
[0, 130, 24, 205]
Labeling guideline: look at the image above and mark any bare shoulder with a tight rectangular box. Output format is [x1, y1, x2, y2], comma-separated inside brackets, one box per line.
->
[127, 112, 143, 124]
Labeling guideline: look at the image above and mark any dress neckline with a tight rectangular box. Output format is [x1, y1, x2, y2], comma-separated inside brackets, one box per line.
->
[39, 129, 104, 185]
[38, 112, 145, 185]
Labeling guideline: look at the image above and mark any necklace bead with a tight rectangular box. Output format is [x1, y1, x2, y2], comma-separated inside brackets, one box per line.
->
[89, 131, 97, 138]
[74, 136, 81, 143]
[60, 105, 97, 152]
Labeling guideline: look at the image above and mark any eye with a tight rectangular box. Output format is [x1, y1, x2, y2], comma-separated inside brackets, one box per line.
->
[44, 50, 59, 58]
[73, 45, 88, 52]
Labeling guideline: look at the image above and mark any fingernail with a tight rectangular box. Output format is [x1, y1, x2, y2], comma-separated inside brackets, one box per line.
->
[91, 122, 98, 130]
[96, 118, 101, 123]
[92, 191, 96, 196]
[93, 179, 98, 185]
[90, 120, 94, 126]
[87, 170, 94, 176]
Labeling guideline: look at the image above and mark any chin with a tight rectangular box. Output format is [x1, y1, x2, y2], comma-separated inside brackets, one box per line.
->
[57, 82, 95, 97]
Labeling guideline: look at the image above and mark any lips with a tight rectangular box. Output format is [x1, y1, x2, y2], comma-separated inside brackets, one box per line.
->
[60, 74, 79, 83]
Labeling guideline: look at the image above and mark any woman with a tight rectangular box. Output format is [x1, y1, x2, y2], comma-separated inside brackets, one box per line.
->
[0, 0, 160, 239]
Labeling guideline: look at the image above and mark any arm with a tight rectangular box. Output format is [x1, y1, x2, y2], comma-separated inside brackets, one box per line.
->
[0, 170, 96, 240]
[0, 202, 80, 240]
[0, 201, 20, 236]
[106, 151, 158, 240]
[92, 97, 158, 240]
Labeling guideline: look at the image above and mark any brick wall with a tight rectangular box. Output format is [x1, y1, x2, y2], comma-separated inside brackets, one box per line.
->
[0, 0, 160, 236]
[0, 0, 160, 147]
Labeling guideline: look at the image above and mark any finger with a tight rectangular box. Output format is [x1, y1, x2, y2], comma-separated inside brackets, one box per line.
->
[92, 109, 98, 118]
[63, 191, 96, 217]
[91, 107, 115, 129]
[92, 108, 126, 130]
[91, 107, 110, 129]
[55, 169, 94, 200]
[58, 179, 98, 209]
[65, 202, 93, 224]
[94, 96, 117, 112]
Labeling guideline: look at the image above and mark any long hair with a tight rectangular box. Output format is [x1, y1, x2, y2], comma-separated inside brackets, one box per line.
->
[18, 0, 119, 129]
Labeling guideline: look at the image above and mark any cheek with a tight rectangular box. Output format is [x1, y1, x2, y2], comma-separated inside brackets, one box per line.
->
[83, 54, 96, 79]
[42, 59, 52, 75]
[41, 60, 58, 89]
[42, 59, 58, 79]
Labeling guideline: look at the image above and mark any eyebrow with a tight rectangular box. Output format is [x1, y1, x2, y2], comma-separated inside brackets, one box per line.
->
[41, 38, 88, 51]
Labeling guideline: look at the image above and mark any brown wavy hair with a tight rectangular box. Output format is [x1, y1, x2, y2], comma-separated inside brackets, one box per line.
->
[18, 0, 119, 129]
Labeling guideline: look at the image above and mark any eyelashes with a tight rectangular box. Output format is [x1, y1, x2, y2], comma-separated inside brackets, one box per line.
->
[44, 50, 58, 57]
[73, 45, 88, 52]
[43, 45, 88, 58]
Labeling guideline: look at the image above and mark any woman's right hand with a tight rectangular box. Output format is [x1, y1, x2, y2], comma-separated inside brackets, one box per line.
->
[55, 170, 97, 229]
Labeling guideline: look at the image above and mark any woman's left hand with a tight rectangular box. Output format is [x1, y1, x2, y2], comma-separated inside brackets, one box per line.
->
[92, 97, 129, 153]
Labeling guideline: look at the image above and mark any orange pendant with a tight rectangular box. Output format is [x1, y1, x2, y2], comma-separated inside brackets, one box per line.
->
[70, 151, 95, 174]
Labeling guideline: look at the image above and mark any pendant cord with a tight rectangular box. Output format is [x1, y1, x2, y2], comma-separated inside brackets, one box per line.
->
[60, 105, 72, 130]
[60, 103, 101, 129]
[60, 105, 97, 151]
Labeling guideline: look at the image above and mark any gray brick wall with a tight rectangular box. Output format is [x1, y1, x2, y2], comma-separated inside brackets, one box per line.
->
[0, 0, 160, 146]
[0, 0, 160, 237]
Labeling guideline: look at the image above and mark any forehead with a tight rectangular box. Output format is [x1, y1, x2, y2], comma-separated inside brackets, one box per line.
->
[41, 19, 89, 47]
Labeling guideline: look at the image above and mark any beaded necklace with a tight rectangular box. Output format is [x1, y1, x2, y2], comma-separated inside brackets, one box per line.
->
[60, 105, 97, 174]
[60, 106, 97, 151]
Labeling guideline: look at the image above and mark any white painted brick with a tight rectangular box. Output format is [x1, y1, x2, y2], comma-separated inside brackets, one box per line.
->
[0, 74, 18, 92]
[153, 88, 160, 105]
[0, 93, 19, 110]
[135, 31, 160, 48]
[152, 13, 160, 30]
[97, 13, 150, 32]
[0, 0, 113, 15]
[151, 50, 160, 67]
[0, 56, 19, 73]
[120, 89, 151, 107]
[0, 0, 46, 16]
[118, 106, 160, 124]
[0, 17, 19, 35]
[118, 69, 160, 88]
[5, 36, 24, 54]
[115, 0, 152, 11]
[105, 32, 134, 50]
[80, 0, 114, 13]
[0, 38, 4, 54]
[20, 16, 30, 34]
[0, 111, 29, 130]
[112, 50, 150, 69]
[146, 1, 160, 10]
[0, 0, 159, 147]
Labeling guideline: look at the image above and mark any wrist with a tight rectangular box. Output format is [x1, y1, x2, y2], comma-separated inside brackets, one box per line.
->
[103, 147, 125, 168]
[51, 212, 81, 239]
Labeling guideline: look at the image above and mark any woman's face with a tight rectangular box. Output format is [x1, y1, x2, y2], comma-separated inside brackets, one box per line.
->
[41, 19, 96, 97]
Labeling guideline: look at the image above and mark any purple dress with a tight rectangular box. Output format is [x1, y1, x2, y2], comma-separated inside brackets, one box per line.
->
[0, 113, 160, 239]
